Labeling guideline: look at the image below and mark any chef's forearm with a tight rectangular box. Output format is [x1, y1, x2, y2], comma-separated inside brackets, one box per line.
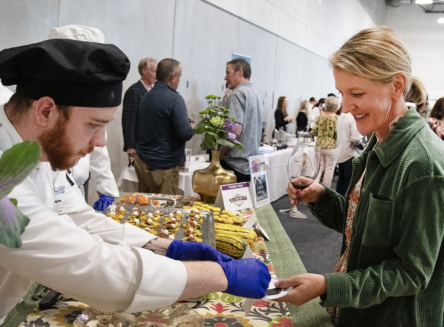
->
[178, 261, 228, 300]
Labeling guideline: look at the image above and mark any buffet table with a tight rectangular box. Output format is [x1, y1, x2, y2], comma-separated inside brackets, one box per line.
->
[18, 201, 332, 327]
[118, 150, 293, 202]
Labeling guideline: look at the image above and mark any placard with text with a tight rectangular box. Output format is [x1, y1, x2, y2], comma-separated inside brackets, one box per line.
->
[214, 182, 253, 211]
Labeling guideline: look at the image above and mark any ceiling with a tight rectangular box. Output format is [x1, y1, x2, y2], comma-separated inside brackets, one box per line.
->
[388, 0, 444, 13]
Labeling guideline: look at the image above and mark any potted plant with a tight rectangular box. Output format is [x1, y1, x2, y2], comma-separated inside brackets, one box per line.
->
[191, 95, 243, 203]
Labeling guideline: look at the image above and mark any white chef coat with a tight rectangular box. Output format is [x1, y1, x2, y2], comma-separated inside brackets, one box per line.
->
[336, 112, 363, 163]
[72, 140, 119, 198]
[0, 106, 187, 322]
[0, 83, 13, 106]
[307, 104, 320, 129]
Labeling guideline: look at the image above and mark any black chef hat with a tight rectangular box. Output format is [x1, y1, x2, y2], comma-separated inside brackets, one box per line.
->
[0, 39, 130, 107]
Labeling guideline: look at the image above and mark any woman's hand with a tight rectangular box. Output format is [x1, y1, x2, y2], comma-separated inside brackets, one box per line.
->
[286, 181, 325, 205]
[274, 273, 327, 306]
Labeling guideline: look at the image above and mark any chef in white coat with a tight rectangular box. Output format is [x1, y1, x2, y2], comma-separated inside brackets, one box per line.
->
[48, 25, 119, 210]
[0, 39, 270, 323]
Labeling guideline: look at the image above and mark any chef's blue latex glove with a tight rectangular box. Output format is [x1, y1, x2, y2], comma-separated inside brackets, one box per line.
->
[93, 195, 115, 211]
[166, 240, 234, 263]
[220, 258, 271, 299]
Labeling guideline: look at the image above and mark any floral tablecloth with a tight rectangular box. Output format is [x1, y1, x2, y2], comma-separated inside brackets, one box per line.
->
[19, 235, 293, 327]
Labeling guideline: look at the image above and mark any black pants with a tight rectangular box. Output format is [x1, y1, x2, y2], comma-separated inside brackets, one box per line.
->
[336, 157, 354, 197]
[220, 160, 251, 183]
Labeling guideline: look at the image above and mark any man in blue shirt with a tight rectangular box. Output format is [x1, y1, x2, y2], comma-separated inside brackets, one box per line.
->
[134, 58, 194, 194]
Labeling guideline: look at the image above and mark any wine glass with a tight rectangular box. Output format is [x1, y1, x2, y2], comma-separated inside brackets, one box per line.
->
[280, 140, 320, 218]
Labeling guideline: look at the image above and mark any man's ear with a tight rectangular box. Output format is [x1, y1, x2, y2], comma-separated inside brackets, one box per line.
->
[33, 97, 58, 127]
[237, 68, 244, 78]
[392, 73, 407, 100]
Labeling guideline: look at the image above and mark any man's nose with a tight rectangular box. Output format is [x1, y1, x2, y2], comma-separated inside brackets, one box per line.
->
[91, 128, 107, 148]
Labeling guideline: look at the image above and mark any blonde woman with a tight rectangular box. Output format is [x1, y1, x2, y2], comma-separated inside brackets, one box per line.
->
[311, 96, 340, 188]
[296, 100, 309, 131]
[279, 26, 444, 327]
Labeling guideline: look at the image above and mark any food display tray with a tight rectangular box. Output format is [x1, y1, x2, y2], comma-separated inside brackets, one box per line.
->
[104, 205, 215, 248]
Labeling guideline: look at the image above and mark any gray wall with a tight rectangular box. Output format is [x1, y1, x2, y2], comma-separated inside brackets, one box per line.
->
[0, 0, 381, 202]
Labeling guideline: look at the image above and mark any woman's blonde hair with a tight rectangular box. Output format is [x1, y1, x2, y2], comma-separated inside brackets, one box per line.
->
[330, 26, 412, 97]
[325, 96, 341, 113]
[298, 100, 309, 113]
[277, 96, 288, 116]
[406, 76, 427, 106]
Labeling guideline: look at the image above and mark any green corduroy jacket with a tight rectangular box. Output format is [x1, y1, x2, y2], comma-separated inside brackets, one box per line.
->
[309, 107, 444, 326]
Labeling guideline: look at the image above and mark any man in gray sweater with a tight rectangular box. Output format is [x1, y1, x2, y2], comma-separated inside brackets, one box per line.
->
[221, 58, 264, 182]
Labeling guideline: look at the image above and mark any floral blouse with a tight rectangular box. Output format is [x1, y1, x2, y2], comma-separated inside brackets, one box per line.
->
[311, 115, 338, 149]
[328, 171, 365, 326]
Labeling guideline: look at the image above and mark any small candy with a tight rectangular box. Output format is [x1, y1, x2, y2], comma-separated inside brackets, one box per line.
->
[147, 218, 153, 224]
[170, 218, 177, 224]
[168, 235, 175, 240]
[118, 207, 126, 212]
[169, 223, 176, 228]
[145, 227, 151, 231]
[147, 213, 154, 218]
[190, 221, 197, 227]
[187, 227, 194, 234]
[194, 214, 200, 219]
[134, 218, 139, 224]
[193, 209, 199, 213]
[109, 211, 116, 215]
[169, 213, 174, 218]
[154, 210, 160, 215]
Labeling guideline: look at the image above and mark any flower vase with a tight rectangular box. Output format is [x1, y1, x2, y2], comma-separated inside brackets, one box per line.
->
[192, 150, 237, 203]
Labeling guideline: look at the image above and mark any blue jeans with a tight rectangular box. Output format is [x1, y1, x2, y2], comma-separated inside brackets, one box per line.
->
[336, 157, 354, 197]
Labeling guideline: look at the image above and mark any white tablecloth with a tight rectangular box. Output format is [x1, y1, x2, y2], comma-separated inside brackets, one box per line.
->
[116, 151, 293, 202]
[263, 148, 293, 202]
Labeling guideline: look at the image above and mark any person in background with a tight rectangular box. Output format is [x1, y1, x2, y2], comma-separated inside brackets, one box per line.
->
[279, 26, 444, 327]
[0, 39, 270, 324]
[307, 96, 319, 129]
[406, 76, 428, 119]
[309, 98, 326, 128]
[335, 105, 363, 197]
[222, 82, 232, 107]
[273, 96, 293, 136]
[0, 82, 13, 105]
[122, 57, 158, 164]
[311, 96, 340, 188]
[134, 58, 193, 194]
[48, 25, 119, 210]
[428, 97, 444, 140]
[296, 100, 309, 131]
[221, 58, 264, 182]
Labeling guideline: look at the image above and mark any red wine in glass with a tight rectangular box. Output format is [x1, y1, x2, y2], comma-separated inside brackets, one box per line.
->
[280, 142, 320, 218]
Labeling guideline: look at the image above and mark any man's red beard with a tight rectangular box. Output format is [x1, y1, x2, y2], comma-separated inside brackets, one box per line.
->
[38, 116, 94, 171]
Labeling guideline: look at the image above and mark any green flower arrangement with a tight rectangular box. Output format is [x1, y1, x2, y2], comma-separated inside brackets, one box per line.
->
[193, 95, 243, 151]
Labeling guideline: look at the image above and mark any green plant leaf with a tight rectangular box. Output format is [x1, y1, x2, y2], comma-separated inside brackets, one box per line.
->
[234, 143, 244, 150]
[193, 121, 206, 134]
[0, 196, 30, 248]
[201, 134, 215, 150]
[217, 138, 235, 148]
[0, 141, 41, 199]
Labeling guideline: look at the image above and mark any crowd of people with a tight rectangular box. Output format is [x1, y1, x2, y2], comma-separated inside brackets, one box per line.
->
[1, 22, 444, 327]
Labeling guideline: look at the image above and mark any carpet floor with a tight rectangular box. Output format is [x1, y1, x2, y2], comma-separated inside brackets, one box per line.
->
[270, 175, 343, 274]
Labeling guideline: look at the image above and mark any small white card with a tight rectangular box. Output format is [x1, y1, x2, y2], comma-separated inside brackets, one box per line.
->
[214, 182, 253, 211]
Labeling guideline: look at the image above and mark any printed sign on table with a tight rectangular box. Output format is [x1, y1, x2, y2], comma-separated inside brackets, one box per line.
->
[214, 182, 253, 211]
[249, 155, 270, 208]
